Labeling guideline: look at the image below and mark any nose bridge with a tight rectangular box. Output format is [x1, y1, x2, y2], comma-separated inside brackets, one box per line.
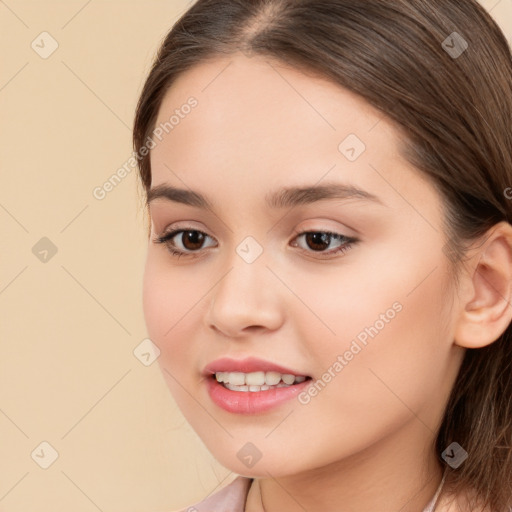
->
[205, 237, 284, 336]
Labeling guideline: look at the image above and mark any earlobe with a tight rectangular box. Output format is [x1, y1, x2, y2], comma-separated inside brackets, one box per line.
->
[454, 221, 512, 349]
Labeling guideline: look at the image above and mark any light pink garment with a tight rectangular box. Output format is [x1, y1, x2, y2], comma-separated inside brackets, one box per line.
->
[175, 476, 252, 511]
[175, 473, 446, 512]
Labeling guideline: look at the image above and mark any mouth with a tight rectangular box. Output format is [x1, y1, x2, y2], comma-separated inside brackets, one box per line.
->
[211, 371, 312, 392]
[205, 370, 313, 414]
[203, 357, 313, 413]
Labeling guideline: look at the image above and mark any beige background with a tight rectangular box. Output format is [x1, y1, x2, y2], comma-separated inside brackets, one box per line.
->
[1, 1, 511, 510]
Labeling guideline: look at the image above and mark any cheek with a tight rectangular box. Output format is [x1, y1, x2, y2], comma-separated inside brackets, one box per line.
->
[306, 254, 453, 424]
[142, 253, 200, 372]
[142, 254, 171, 343]
[142, 256, 207, 425]
[141, 258, 230, 464]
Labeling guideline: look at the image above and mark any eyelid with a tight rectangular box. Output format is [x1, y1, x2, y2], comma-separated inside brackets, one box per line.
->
[291, 219, 358, 237]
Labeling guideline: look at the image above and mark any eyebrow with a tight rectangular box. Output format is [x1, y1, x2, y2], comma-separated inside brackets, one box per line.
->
[146, 181, 384, 210]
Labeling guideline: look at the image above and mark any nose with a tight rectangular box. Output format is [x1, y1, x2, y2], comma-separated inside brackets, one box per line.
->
[203, 255, 285, 338]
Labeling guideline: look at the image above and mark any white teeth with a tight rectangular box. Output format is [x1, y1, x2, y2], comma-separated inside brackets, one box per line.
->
[265, 371, 281, 386]
[227, 372, 245, 386]
[215, 370, 308, 389]
[246, 371, 265, 386]
[225, 383, 290, 392]
[282, 374, 296, 385]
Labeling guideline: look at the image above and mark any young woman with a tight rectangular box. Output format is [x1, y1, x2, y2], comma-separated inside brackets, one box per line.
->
[133, 1, 512, 510]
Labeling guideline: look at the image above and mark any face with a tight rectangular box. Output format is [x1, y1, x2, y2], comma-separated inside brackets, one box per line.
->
[142, 53, 463, 477]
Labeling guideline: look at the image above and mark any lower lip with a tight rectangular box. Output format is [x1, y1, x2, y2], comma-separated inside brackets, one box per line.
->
[205, 375, 312, 414]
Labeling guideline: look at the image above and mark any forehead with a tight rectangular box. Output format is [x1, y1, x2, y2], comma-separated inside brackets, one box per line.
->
[152, 53, 397, 146]
[148, 54, 428, 211]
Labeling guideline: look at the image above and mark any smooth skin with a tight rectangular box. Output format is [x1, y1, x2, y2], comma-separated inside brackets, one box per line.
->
[142, 54, 512, 511]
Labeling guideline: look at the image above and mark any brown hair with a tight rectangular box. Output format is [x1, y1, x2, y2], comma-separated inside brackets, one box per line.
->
[133, 1, 512, 510]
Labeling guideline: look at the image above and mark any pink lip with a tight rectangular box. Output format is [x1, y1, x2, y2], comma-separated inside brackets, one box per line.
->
[203, 356, 312, 414]
[205, 376, 312, 414]
[203, 356, 309, 376]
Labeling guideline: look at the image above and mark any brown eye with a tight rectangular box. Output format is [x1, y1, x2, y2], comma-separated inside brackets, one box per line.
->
[154, 228, 217, 258]
[291, 230, 357, 258]
[304, 232, 331, 251]
[180, 230, 206, 251]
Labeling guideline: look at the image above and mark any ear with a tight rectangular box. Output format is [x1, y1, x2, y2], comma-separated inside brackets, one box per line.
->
[454, 221, 512, 349]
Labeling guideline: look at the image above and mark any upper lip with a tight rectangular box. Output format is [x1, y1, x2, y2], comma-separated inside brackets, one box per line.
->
[203, 357, 310, 376]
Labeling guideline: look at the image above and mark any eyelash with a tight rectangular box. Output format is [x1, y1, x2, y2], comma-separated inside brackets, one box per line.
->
[153, 227, 358, 260]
